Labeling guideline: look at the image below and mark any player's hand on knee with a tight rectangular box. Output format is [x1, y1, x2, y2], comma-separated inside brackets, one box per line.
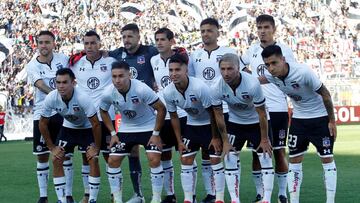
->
[110, 135, 120, 147]
[86, 145, 99, 161]
[178, 141, 188, 155]
[147, 135, 163, 151]
[209, 137, 222, 154]
[51, 146, 65, 160]
[328, 121, 337, 141]
[222, 141, 235, 158]
[257, 139, 272, 157]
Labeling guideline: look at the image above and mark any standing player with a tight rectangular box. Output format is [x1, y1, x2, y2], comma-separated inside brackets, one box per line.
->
[239, 14, 295, 203]
[0, 105, 6, 142]
[163, 54, 232, 203]
[71, 30, 117, 203]
[150, 28, 187, 203]
[188, 18, 237, 203]
[109, 23, 158, 203]
[26, 31, 73, 203]
[261, 45, 337, 203]
[39, 68, 101, 203]
[211, 53, 274, 203]
[99, 61, 166, 203]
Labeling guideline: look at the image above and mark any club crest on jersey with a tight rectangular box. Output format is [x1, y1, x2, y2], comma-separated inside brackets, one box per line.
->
[203, 67, 215, 80]
[189, 95, 197, 102]
[49, 77, 56, 89]
[242, 94, 250, 100]
[56, 63, 63, 70]
[291, 82, 300, 89]
[131, 97, 140, 104]
[322, 137, 331, 147]
[123, 110, 137, 119]
[137, 55, 145, 64]
[161, 76, 171, 88]
[100, 64, 107, 72]
[87, 77, 100, 89]
[73, 105, 80, 112]
[216, 55, 223, 62]
[256, 64, 267, 76]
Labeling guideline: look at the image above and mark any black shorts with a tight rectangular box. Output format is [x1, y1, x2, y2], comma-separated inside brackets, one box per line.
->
[182, 124, 218, 157]
[269, 112, 289, 150]
[100, 121, 115, 153]
[161, 117, 187, 152]
[33, 114, 63, 155]
[245, 121, 273, 150]
[56, 127, 95, 156]
[109, 131, 162, 156]
[288, 116, 334, 158]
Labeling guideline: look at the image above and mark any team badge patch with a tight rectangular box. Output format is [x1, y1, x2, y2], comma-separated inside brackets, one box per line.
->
[56, 64, 63, 70]
[73, 106, 80, 112]
[242, 94, 250, 100]
[36, 145, 43, 151]
[189, 95, 197, 102]
[291, 83, 300, 89]
[279, 129, 286, 139]
[216, 55, 223, 62]
[100, 64, 107, 72]
[137, 55, 145, 64]
[131, 97, 139, 104]
[322, 137, 331, 147]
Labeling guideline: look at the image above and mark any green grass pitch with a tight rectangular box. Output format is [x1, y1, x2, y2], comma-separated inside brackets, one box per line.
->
[0, 125, 359, 202]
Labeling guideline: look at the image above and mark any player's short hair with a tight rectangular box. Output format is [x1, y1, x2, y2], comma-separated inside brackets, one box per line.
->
[154, 28, 174, 40]
[200, 18, 220, 28]
[261, 45, 283, 59]
[84, 30, 100, 40]
[121, 23, 140, 34]
[112, 61, 130, 71]
[37, 30, 55, 41]
[219, 53, 240, 68]
[256, 14, 275, 27]
[56, 68, 76, 80]
[169, 53, 189, 66]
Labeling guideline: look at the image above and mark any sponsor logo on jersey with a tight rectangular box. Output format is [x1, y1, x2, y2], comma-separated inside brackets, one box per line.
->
[123, 110, 137, 119]
[137, 55, 145, 64]
[287, 94, 302, 101]
[195, 58, 201, 62]
[184, 107, 199, 115]
[222, 94, 230, 99]
[322, 137, 331, 147]
[87, 77, 100, 89]
[100, 64, 107, 72]
[55, 108, 62, 112]
[234, 103, 248, 110]
[130, 67, 138, 79]
[172, 99, 179, 104]
[203, 67, 215, 80]
[49, 77, 56, 89]
[160, 76, 171, 88]
[256, 64, 267, 76]
[64, 115, 79, 122]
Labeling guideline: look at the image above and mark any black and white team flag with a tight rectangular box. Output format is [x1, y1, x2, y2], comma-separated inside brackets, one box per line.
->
[120, 2, 145, 20]
[0, 36, 14, 63]
[228, 6, 248, 32]
[177, 0, 206, 23]
[167, 8, 186, 32]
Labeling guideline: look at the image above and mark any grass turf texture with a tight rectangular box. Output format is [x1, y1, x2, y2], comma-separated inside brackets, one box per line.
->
[0, 125, 359, 202]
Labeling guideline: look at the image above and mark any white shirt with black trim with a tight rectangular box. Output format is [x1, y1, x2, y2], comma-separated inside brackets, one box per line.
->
[26, 53, 69, 120]
[188, 46, 238, 113]
[100, 79, 159, 133]
[151, 54, 187, 119]
[163, 77, 212, 126]
[240, 42, 295, 112]
[265, 62, 328, 119]
[41, 87, 97, 129]
[211, 72, 266, 125]
[72, 56, 117, 120]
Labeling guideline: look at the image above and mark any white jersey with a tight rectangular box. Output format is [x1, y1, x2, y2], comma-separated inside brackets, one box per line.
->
[188, 46, 237, 113]
[26, 53, 69, 120]
[72, 56, 117, 120]
[42, 87, 97, 129]
[100, 79, 159, 133]
[150, 54, 187, 119]
[265, 62, 328, 119]
[240, 42, 295, 112]
[163, 77, 212, 126]
[211, 72, 266, 125]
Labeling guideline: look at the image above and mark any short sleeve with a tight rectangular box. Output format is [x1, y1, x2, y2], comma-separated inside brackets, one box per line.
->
[210, 83, 222, 107]
[41, 92, 55, 118]
[252, 80, 266, 107]
[163, 88, 177, 113]
[26, 63, 42, 86]
[304, 66, 322, 92]
[140, 82, 159, 106]
[100, 88, 113, 111]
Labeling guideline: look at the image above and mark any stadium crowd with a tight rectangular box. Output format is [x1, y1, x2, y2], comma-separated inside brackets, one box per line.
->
[0, 0, 359, 114]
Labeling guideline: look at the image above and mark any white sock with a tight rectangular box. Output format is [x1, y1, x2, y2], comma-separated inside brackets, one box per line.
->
[107, 167, 123, 202]
[37, 162, 49, 198]
[89, 176, 100, 201]
[276, 172, 288, 198]
[63, 159, 73, 196]
[202, 159, 215, 195]
[252, 170, 263, 197]
[162, 160, 174, 195]
[81, 165, 90, 195]
[288, 163, 303, 203]
[322, 161, 337, 203]
[193, 160, 198, 195]
[181, 164, 194, 202]
[212, 162, 225, 202]
[258, 153, 274, 202]
[150, 165, 164, 201]
[225, 152, 240, 203]
[54, 176, 66, 202]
